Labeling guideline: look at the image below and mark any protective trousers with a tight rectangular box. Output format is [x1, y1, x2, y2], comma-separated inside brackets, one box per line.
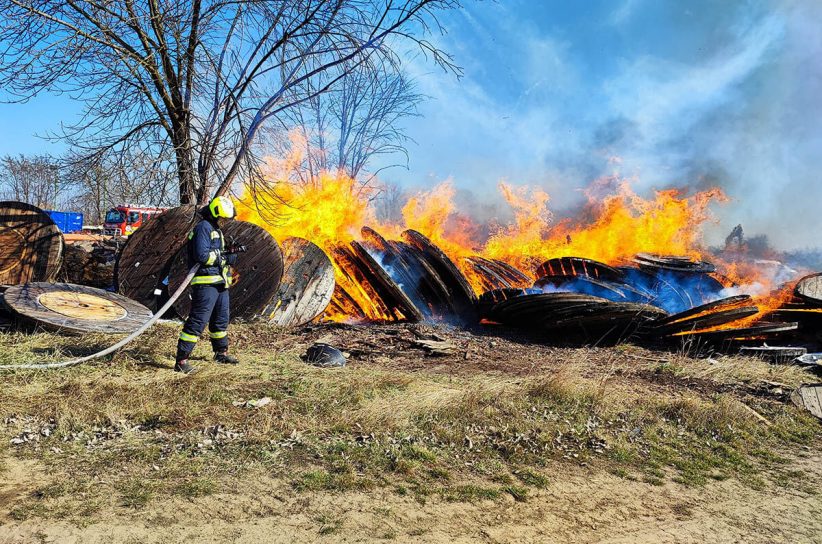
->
[176, 284, 229, 361]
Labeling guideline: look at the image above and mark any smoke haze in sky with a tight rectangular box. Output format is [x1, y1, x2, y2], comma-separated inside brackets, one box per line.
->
[380, 0, 822, 251]
[1, 0, 820, 251]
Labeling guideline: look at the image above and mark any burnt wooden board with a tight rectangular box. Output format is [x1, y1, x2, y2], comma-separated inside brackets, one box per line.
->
[0, 201, 63, 284]
[3, 282, 152, 334]
[168, 220, 284, 321]
[654, 305, 760, 336]
[402, 229, 477, 319]
[653, 295, 753, 327]
[795, 273, 822, 306]
[672, 321, 798, 342]
[792, 384, 822, 420]
[116, 205, 197, 312]
[259, 237, 334, 326]
[738, 346, 807, 364]
[464, 256, 532, 293]
[535, 257, 624, 282]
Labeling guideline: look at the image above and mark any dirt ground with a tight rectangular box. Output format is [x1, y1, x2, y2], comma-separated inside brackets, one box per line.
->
[1, 322, 821, 543]
[2, 453, 821, 543]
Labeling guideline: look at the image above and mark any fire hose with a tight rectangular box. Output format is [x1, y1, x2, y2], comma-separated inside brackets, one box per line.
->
[0, 265, 200, 371]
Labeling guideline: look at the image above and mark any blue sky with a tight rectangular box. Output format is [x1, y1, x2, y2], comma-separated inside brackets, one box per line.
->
[1, 0, 820, 249]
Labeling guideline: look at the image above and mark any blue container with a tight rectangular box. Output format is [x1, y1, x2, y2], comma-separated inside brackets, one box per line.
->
[46, 210, 84, 233]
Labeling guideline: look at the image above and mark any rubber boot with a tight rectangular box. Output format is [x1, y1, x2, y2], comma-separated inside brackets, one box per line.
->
[174, 359, 198, 374]
[215, 352, 239, 365]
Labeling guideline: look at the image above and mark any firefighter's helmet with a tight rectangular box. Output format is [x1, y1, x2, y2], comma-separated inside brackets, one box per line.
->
[208, 195, 236, 219]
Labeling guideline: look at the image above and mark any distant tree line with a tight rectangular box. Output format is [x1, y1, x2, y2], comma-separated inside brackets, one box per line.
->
[0, 152, 176, 223]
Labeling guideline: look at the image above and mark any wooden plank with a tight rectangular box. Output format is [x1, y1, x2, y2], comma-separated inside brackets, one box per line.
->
[116, 205, 197, 312]
[0, 201, 63, 284]
[168, 220, 284, 321]
[3, 282, 152, 334]
[259, 237, 335, 326]
[654, 305, 760, 336]
[791, 384, 822, 420]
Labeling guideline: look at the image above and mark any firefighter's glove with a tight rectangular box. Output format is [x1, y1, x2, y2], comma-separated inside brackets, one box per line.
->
[225, 253, 238, 266]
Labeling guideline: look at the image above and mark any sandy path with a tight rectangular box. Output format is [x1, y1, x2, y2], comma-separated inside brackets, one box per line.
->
[2, 455, 820, 543]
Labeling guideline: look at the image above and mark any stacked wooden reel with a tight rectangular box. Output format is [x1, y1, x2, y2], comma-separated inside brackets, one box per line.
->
[116, 207, 334, 326]
[0, 201, 64, 285]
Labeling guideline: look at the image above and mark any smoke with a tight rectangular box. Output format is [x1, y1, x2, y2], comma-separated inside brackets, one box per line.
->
[378, 0, 822, 253]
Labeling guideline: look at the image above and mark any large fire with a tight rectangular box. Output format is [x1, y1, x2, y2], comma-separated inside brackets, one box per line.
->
[235, 157, 808, 326]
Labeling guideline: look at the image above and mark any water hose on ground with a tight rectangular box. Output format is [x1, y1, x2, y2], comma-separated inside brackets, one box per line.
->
[0, 265, 199, 371]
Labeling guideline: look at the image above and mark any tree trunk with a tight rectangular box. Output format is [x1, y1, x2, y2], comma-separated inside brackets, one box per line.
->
[173, 125, 197, 205]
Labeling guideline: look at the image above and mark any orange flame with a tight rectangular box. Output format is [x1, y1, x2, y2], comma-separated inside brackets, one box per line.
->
[236, 156, 806, 326]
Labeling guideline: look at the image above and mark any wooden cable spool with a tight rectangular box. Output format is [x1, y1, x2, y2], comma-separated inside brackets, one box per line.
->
[535, 257, 623, 282]
[350, 240, 423, 322]
[795, 273, 822, 306]
[167, 220, 284, 321]
[116, 205, 197, 312]
[259, 237, 334, 326]
[0, 201, 63, 284]
[361, 227, 449, 320]
[401, 229, 476, 320]
[3, 282, 153, 334]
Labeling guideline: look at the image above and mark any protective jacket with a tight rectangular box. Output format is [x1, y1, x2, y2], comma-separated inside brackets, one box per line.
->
[188, 219, 235, 286]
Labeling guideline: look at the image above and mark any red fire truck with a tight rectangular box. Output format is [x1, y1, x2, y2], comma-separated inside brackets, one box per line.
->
[103, 204, 169, 237]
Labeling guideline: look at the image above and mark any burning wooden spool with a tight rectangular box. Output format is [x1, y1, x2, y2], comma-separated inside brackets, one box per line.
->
[542, 302, 668, 341]
[534, 274, 632, 301]
[535, 257, 624, 282]
[330, 244, 399, 321]
[464, 256, 532, 292]
[167, 220, 283, 321]
[476, 287, 530, 319]
[3, 282, 152, 334]
[259, 237, 335, 326]
[0, 201, 63, 285]
[116, 205, 197, 312]
[402, 229, 477, 319]
[615, 266, 693, 313]
[351, 240, 423, 322]
[361, 227, 454, 320]
[633, 253, 716, 274]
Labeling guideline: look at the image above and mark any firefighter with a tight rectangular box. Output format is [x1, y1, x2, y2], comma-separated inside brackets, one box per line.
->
[174, 195, 240, 374]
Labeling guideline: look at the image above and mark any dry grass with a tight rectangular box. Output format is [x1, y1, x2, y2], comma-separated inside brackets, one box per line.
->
[1, 322, 820, 521]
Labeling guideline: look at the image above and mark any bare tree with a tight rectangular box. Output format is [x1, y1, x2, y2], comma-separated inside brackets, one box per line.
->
[62, 149, 177, 223]
[281, 66, 423, 185]
[373, 179, 406, 223]
[0, 1, 458, 206]
[0, 154, 63, 209]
